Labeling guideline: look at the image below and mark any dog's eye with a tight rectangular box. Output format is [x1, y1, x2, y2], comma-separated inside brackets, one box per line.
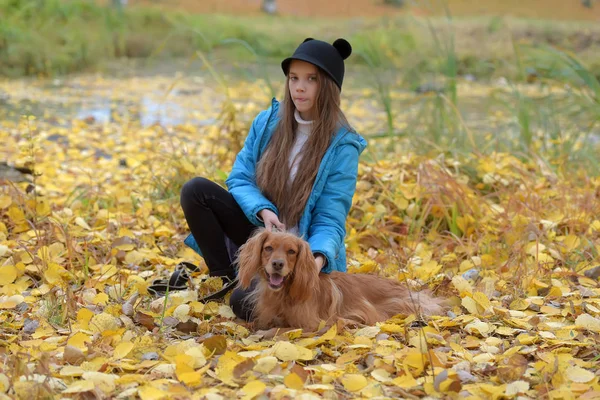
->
[287, 249, 297, 255]
[264, 246, 273, 252]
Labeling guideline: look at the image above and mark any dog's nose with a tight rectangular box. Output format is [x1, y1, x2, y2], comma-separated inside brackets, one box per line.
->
[271, 259, 284, 271]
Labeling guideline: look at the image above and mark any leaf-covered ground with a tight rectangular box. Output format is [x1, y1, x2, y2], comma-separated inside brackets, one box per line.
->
[1, 76, 600, 399]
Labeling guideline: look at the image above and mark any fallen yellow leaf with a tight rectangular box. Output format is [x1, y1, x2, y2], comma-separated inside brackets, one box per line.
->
[341, 374, 368, 392]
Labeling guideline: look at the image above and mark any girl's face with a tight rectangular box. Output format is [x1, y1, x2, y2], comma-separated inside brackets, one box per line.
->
[288, 60, 319, 120]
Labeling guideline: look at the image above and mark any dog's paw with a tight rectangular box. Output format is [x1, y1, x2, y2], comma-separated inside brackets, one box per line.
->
[255, 328, 285, 340]
[337, 318, 367, 330]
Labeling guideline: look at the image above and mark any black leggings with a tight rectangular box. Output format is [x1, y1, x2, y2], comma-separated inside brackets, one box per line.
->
[180, 177, 258, 321]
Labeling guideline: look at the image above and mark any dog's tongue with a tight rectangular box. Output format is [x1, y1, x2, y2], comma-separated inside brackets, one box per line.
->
[269, 274, 284, 286]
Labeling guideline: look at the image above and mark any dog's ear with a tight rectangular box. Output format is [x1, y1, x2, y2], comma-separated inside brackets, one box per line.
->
[236, 228, 269, 289]
[288, 238, 319, 302]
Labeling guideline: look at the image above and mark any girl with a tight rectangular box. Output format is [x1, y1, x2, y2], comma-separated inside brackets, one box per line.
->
[179, 37, 367, 320]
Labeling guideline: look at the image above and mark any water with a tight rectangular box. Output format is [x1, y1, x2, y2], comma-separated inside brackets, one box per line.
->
[1, 61, 598, 152]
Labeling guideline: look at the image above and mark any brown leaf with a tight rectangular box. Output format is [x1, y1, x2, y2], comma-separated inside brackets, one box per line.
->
[134, 311, 156, 330]
[290, 363, 309, 383]
[233, 358, 256, 379]
[447, 379, 462, 393]
[584, 265, 600, 280]
[63, 345, 85, 365]
[203, 335, 227, 355]
[111, 236, 135, 249]
[498, 354, 528, 382]
[175, 320, 198, 334]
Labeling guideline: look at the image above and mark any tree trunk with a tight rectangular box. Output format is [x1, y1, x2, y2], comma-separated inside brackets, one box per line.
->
[261, 0, 277, 14]
[112, 0, 127, 9]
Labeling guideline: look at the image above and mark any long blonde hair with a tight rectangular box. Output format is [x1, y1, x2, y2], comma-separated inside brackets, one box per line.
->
[256, 68, 353, 228]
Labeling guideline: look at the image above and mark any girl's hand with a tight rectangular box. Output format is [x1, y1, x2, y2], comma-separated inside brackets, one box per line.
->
[258, 209, 286, 231]
[315, 255, 325, 272]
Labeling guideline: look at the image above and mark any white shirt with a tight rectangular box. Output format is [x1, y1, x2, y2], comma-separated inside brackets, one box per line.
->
[289, 109, 312, 182]
[287, 109, 313, 235]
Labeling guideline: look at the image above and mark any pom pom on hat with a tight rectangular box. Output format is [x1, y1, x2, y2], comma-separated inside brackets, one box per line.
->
[333, 38, 352, 60]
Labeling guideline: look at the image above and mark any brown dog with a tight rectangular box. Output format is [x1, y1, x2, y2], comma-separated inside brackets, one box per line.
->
[236, 229, 445, 331]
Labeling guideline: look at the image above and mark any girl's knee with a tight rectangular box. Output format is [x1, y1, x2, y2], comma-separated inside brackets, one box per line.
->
[180, 177, 211, 208]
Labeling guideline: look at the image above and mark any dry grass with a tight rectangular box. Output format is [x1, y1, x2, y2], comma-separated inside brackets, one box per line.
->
[127, 0, 600, 20]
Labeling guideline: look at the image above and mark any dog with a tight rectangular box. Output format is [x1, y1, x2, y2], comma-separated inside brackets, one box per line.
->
[236, 228, 446, 331]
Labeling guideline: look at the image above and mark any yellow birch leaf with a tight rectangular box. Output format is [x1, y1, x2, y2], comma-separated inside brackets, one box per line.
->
[215, 351, 245, 385]
[81, 371, 118, 393]
[566, 366, 595, 383]
[380, 323, 404, 334]
[473, 292, 492, 314]
[452, 275, 473, 295]
[0, 195, 12, 209]
[562, 235, 581, 253]
[540, 305, 561, 315]
[403, 351, 427, 375]
[350, 260, 378, 274]
[153, 225, 172, 237]
[284, 372, 305, 390]
[273, 341, 299, 361]
[464, 319, 493, 336]
[75, 217, 92, 230]
[495, 326, 516, 336]
[371, 369, 392, 382]
[354, 326, 380, 338]
[125, 250, 145, 265]
[241, 380, 266, 400]
[77, 308, 94, 330]
[36, 199, 51, 216]
[0, 373, 9, 392]
[93, 292, 109, 305]
[179, 159, 196, 174]
[175, 354, 194, 374]
[89, 312, 121, 334]
[185, 346, 207, 368]
[295, 344, 314, 361]
[0, 265, 17, 285]
[0, 294, 23, 309]
[462, 296, 480, 315]
[45, 263, 68, 285]
[414, 260, 441, 281]
[218, 304, 236, 319]
[138, 385, 168, 400]
[173, 304, 191, 322]
[509, 298, 529, 311]
[67, 332, 92, 351]
[341, 374, 368, 392]
[113, 341, 134, 360]
[575, 314, 600, 333]
[392, 374, 419, 388]
[7, 206, 25, 223]
[62, 380, 95, 393]
[254, 356, 278, 374]
[547, 286, 563, 298]
[0, 245, 7, 258]
[60, 366, 85, 377]
[178, 370, 203, 386]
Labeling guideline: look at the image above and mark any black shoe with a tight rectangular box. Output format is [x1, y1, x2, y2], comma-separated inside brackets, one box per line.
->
[148, 262, 201, 296]
[148, 262, 237, 302]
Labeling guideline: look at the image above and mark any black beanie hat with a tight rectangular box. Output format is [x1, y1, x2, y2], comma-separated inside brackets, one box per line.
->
[281, 38, 352, 90]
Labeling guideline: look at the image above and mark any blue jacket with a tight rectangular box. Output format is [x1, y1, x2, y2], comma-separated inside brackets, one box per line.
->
[184, 98, 367, 273]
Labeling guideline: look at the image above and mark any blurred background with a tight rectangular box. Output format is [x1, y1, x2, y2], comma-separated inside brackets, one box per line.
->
[1, 0, 600, 173]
